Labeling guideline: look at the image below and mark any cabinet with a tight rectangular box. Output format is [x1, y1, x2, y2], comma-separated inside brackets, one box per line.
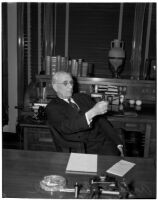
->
[19, 124, 55, 151]
[108, 116, 156, 157]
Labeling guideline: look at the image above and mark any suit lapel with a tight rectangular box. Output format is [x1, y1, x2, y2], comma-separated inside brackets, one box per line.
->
[56, 96, 79, 113]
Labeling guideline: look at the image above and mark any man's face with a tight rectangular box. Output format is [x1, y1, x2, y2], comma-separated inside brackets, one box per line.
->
[53, 73, 73, 99]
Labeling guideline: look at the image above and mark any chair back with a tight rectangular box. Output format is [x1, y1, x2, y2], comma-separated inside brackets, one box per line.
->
[49, 125, 86, 153]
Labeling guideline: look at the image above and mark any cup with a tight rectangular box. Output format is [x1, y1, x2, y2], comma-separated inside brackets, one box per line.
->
[136, 100, 142, 106]
[129, 99, 135, 105]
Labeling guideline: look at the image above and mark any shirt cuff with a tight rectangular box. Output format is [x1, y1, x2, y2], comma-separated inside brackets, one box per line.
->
[117, 144, 123, 149]
[85, 112, 92, 126]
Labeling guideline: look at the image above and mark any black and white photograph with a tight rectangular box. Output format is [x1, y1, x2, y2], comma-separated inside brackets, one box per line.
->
[2, 1, 156, 199]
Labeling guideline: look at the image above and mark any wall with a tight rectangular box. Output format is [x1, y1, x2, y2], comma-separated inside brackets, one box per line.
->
[3, 3, 18, 133]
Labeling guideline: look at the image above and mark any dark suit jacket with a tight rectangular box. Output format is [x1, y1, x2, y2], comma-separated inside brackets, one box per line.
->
[46, 93, 122, 145]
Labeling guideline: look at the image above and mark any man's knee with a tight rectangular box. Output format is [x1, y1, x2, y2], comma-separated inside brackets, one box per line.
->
[99, 141, 119, 156]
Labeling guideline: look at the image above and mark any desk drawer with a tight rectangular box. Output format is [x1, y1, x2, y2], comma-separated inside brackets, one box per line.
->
[26, 127, 56, 151]
[27, 127, 51, 141]
[110, 120, 145, 132]
[123, 122, 145, 131]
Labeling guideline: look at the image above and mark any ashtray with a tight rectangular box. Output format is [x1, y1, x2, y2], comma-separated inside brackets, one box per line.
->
[40, 175, 66, 192]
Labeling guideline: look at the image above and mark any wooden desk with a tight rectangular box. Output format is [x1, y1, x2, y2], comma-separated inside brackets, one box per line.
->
[108, 114, 156, 158]
[2, 149, 156, 198]
[19, 113, 156, 157]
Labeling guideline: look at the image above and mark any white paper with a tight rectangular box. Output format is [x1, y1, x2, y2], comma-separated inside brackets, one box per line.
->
[106, 160, 136, 177]
[66, 153, 97, 175]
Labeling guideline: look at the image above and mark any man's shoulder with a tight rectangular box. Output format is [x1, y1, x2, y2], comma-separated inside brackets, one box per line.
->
[46, 98, 59, 108]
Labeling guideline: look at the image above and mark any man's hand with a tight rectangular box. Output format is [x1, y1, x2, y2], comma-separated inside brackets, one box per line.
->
[86, 101, 109, 122]
[92, 101, 109, 115]
[117, 145, 124, 157]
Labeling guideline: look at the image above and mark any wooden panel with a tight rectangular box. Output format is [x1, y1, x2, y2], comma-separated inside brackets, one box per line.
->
[121, 3, 135, 78]
[130, 3, 146, 79]
[69, 3, 120, 78]
[55, 3, 66, 56]
[30, 4, 39, 78]
[149, 3, 156, 58]
[67, 3, 138, 78]
[25, 126, 56, 151]
[2, 3, 8, 125]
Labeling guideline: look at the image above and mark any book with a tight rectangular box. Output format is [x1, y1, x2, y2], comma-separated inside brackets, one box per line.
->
[66, 153, 98, 175]
[71, 59, 78, 77]
[106, 160, 136, 177]
[46, 56, 51, 75]
[51, 56, 57, 75]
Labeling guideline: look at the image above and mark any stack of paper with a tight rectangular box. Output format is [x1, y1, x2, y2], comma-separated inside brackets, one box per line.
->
[66, 153, 98, 175]
[106, 160, 136, 177]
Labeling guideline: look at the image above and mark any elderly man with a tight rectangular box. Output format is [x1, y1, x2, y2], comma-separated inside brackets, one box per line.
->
[46, 71, 123, 155]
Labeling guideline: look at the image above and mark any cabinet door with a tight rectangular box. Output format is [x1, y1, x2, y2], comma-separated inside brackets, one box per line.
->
[25, 127, 56, 151]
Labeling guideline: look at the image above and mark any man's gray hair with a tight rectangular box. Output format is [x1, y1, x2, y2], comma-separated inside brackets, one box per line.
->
[52, 71, 72, 84]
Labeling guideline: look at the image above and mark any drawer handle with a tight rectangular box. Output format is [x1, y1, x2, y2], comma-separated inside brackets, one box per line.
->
[38, 138, 52, 143]
[125, 123, 137, 128]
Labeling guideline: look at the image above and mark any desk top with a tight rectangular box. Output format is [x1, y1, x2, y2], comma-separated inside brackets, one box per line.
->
[2, 149, 156, 199]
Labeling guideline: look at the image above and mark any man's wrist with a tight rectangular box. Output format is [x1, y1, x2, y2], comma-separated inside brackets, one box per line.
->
[117, 144, 123, 149]
[86, 109, 96, 122]
[117, 144, 124, 157]
[85, 112, 92, 125]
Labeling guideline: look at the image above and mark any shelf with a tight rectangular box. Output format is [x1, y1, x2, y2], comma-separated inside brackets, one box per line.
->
[35, 75, 156, 102]
[36, 75, 156, 85]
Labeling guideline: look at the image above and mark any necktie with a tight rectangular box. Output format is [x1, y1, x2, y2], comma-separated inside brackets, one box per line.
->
[68, 99, 79, 111]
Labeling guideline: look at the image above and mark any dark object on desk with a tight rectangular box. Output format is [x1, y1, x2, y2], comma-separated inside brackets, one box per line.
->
[32, 106, 47, 121]
[89, 175, 135, 199]
[37, 106, 47, 120]
[89, 175, 117, 197]
[89, 183, 101, 198]
[49, 126, 86, 153]
[74, 182, 80, 198]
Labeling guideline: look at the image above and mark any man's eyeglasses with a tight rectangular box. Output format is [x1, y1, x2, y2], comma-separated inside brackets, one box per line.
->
[56, 80, 74, 86]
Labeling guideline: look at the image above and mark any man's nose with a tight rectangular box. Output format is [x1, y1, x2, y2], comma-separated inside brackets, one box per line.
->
[67, 82, 73, 87]
[68, 83, 73, 88]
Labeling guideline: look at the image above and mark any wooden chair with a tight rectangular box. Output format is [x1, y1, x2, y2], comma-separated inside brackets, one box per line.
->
[49, 125, 86, 153]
